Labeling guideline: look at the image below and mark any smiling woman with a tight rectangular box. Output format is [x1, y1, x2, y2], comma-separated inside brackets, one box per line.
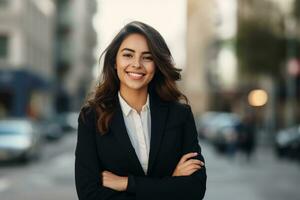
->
[115, 34, 156, 96]
[75, 21, 207, 200]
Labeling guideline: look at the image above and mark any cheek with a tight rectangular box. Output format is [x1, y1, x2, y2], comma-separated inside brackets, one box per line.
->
[117, 60, 127, 68]
[115, 60, 127, 75]
[115, 65, 125, 81]
[116, 55, 129, 70]
[144, 65, 156, 83]
[147, 64, 156, 75]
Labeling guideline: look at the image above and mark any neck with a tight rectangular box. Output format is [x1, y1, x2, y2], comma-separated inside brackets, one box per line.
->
[119, 87, 148, 113]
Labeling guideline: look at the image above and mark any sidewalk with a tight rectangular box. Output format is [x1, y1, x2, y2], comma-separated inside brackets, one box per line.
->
[201, 141, 300, 200]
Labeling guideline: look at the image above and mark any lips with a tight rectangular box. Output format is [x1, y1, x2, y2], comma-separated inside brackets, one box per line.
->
[126, 71, 145, 80]
[126, 71, 145, 75]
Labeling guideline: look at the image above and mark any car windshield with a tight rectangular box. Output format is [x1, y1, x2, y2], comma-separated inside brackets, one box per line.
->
[0, 121, 31, 135]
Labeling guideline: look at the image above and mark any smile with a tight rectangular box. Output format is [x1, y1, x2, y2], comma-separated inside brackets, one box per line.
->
[126, 71, 145, 80]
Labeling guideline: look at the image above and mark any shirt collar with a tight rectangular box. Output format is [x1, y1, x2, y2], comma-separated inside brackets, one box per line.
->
[118, 92, 150, 116]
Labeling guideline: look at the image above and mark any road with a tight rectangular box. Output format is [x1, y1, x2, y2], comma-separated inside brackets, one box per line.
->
[202, 141, 300, 200]
[0, 132, 77, 200]
[0, 133, 300, 200]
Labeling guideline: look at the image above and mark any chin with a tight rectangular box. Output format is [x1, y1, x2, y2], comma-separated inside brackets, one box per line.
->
[125, 83, 148, 91]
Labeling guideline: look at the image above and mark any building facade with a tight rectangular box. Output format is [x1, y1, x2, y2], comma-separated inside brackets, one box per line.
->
[54, 0, 97, 112]
[184, 0, 215, 114]
[0, 0, 55, 118]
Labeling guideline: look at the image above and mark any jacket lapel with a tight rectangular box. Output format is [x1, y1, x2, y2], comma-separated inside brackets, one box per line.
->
[147, 95, 169, 175]
[109, 95, 169, 176]
[110, 101, 145, 176]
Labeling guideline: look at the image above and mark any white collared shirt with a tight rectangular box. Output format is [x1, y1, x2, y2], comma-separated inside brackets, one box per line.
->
[118, 92, 151, 174]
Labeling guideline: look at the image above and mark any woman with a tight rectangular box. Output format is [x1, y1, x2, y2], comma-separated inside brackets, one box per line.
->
[75, 21, 206, 200]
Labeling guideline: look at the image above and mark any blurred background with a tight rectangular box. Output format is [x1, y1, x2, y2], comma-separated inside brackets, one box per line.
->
[0, 0, 300, 199]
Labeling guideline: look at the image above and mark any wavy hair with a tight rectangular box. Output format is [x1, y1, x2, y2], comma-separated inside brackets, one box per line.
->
[83, 21, 188, 134]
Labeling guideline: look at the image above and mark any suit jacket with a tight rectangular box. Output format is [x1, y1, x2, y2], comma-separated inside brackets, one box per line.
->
[75, 94, 207, 200]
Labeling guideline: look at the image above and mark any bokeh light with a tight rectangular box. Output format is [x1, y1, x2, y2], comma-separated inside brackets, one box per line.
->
[248, 89, 268, 107]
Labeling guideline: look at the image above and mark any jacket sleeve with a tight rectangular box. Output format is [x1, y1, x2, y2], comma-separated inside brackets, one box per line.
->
[75, 107, 134, 200]
[126, 105, 207, 200]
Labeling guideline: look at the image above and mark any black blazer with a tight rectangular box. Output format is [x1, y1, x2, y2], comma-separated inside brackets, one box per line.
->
[75, 95, 207, 200]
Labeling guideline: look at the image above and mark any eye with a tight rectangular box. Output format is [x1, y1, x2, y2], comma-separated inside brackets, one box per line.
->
[143, 56, 153, 61]
[123, 54, 133, 58]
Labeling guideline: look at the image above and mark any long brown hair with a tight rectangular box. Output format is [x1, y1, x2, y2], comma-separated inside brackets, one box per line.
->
[83, 21, 188, 134]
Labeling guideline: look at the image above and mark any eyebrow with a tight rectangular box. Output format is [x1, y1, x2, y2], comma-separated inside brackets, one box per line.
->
[121, 48, 151, 54]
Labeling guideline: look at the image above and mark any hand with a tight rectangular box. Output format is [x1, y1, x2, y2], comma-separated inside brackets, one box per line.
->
[172, 152, 205, 177]
[101, 171, 128, 191]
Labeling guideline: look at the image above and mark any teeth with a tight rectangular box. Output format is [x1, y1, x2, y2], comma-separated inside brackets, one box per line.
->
[128, 72, 143, 78]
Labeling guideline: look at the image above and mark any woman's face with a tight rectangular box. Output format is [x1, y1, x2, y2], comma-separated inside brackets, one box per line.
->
[115, 33, 155, 93]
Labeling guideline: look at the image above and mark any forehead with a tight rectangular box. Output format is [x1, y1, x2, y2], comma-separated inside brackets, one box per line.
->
[119, 33, 150, 52]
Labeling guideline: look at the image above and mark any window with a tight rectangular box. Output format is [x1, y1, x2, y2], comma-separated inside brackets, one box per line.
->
[0, 35, 8, 58]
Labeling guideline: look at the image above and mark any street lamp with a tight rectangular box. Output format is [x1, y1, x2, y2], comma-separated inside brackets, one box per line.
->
[248, 89, 268, 107]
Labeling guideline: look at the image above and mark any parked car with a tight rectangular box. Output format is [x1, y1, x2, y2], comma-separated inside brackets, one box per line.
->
[196, 112, 221, 140]
[275, 125, 300, 160]
[39, 117, 64, 141]
[0, 119, 42, 162]
[56, 112, 79, 132]
[197, 112, 241, 153]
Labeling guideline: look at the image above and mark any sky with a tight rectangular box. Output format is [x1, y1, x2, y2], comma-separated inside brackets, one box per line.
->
[93, 0, 186, 77]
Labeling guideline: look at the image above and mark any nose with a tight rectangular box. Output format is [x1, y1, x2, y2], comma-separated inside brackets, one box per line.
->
[132, 57, 142, 68]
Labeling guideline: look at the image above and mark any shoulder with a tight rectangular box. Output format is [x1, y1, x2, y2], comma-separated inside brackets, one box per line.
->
[167, 101, 193, 121]
[78, 105, 96, 127]
[168, 101, 191, 113]
[150, 93, 193, 118]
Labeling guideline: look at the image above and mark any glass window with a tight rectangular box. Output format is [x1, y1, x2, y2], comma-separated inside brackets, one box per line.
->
[0, 35, 8, 58]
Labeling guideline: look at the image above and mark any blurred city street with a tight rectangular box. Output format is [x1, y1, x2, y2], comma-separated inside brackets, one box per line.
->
[1, 0, 300, 199]
[0, 133, 300, 200]
[203, 141, 300, 200]
[0, 132, 77, 200]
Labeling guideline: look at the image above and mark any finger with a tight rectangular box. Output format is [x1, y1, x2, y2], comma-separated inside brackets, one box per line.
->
[183, 159, 205, 167]
[180, 159, 202, 168]
[102, 171, 112, 179]
[102, 172, 108, 179]
[102, 177, 110, 187]
[182, 164, 202, 175]
[102, 174, 113, 182]
[102, 170, 114, 176]
[179, 152, 198, 164]
[178, 164, 201, 176]
[184, 168, 201, 176]
[185, 164, 202, 171]
[180, 163, 201, 173]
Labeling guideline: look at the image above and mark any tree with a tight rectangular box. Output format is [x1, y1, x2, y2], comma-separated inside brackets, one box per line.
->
[236, 0, 286, 77]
